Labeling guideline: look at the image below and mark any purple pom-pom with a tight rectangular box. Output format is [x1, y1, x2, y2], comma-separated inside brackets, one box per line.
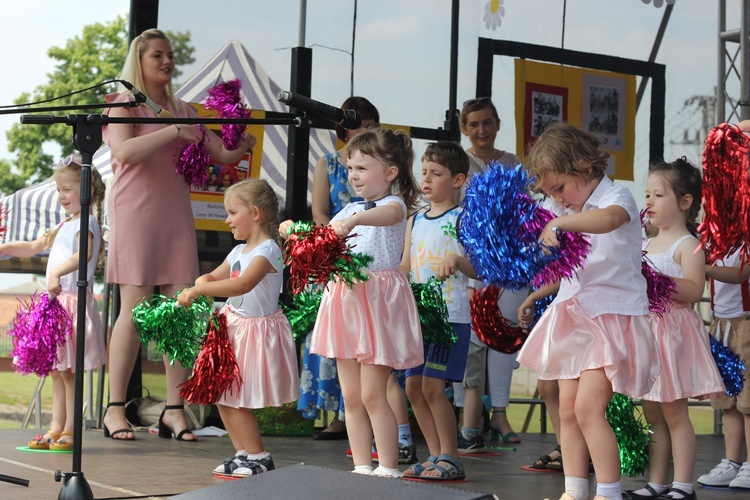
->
[175, 133, 211, 188]
[9, 293, 72, 376]
[641, 254, 676, 316]
[710, 335, 745, 396]
[205, 79, 251, 151]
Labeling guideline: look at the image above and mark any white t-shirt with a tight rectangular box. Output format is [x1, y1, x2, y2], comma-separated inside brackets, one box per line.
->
[225, 239, 283, 318]
[46, 215, 100, 293]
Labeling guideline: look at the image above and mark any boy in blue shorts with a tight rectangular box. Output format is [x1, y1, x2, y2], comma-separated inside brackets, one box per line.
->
[399, 141, 475, 481]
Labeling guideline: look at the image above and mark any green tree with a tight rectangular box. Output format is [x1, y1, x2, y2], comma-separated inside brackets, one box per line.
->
[0, 15, 194, 196]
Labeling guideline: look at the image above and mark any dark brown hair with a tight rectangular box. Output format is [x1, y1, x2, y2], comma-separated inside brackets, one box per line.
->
[335, 96, 380, 142]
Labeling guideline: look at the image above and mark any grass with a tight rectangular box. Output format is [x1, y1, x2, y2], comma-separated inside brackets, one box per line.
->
[0, 370, 167, 429]
[0, 370, 722, 435]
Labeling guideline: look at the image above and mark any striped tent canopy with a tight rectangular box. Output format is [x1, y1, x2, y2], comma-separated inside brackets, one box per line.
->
[1, 40, 335, 253]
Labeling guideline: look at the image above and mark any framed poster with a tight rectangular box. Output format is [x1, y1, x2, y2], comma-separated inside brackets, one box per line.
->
[524, 82, 568, 151]
[582, 73, 626, 152]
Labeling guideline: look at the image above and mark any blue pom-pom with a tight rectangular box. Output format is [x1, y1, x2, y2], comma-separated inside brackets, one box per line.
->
[532, 293, 556, 328]
[710, 335, 746, 396]
[459, 163, 545, 290]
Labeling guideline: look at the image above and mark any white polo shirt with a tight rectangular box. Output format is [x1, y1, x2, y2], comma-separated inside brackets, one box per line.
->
[547, 175, 649, 318]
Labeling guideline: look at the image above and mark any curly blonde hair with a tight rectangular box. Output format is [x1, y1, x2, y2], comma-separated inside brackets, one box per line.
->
[525, 122, 609, 190]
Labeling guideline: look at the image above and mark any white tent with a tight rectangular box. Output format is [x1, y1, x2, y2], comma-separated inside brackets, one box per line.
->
[1, 40, 335, 245]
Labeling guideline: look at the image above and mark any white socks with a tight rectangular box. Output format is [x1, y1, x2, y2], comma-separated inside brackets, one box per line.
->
[352, 465, 373, 475]
[565, 476, 589, 500]
[595, 481, 622, 499]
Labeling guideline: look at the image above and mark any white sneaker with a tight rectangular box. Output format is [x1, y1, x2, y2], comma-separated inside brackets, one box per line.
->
[729, 462, 750, 489]
[697, 458, 739, 486]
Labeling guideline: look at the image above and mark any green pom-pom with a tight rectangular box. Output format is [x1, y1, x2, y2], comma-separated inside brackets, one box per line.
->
[606, 393, 650, 476]
[288, 221, 315, 236]
[132, 293, 213, 367]
[334, 251, 374, 287]
[281, 291, 323, 344]
[410, 277, 456, 346]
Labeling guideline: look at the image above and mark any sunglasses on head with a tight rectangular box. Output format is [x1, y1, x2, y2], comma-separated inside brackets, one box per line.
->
[462, 96, 493, 108]
[61, 155, 82, 167]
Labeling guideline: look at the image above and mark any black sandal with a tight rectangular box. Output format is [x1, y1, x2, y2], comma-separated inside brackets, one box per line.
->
[103, 402, 135, 440]
[531, 444, 562, 470]
[158, 404, 197, 441]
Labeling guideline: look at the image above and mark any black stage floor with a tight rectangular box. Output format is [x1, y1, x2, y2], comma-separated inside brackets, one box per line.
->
[0, 429, 742, 499]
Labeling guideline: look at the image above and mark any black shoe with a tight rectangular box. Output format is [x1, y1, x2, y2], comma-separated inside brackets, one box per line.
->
[313, 429, 347, 440]
[655, 488, 696, 500]
[398, 443, 418, 465]
[623, 484, 663, 499]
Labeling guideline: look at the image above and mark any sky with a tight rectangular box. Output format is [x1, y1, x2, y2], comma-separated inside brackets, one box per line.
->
[0, 0, 742, 285]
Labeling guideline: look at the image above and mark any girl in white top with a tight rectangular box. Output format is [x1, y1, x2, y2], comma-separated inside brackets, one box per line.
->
[516, 123, 659, 500]
[178, 179, 298, 478]
[630, 159, 726, 500]
[0, 155, 107, 451]
[280, 128, 424, 478]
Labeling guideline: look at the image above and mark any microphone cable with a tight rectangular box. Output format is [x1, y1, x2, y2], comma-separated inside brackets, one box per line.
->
[0, 79, 123, 109]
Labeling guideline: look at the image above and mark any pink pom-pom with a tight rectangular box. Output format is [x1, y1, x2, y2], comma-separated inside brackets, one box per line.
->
[175, 133, 211, 188]
[9, 293, 72, 376]
[0, 203, 7, 240]
[205, 79, 252, 151]
[641, 253, 676, 316]
[527, 205, 591, 288]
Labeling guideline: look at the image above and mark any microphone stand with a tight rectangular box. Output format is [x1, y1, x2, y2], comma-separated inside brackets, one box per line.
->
[15, 104, 301, 500]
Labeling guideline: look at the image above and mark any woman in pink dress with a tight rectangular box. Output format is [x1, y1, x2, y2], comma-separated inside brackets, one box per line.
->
[103, 29, 254, 441]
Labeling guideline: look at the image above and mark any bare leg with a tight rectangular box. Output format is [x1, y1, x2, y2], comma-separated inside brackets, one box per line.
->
[538, 379, 561, 439]
[60, 370, 75, 436]
[642, 400, 671, 486]
[723, 408, 744, 462]
[48, 371, 66, 437]
[361, 363, 398, 469]
[158, 284, 196, 441]
[406, 375, 440, 456]
[575, 369, 618, 484]
[387, 372, 409, 425]
[337, 359, 373, 467]
[104, 284, 153, 440]
[420, 376, 461, 478]
[558, 378, 590, 479]
[662, 398, 696, 485]
[218, 405, 264, 454]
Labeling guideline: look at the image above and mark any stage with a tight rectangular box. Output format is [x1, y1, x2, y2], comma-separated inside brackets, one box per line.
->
[0, 429, 740, 499]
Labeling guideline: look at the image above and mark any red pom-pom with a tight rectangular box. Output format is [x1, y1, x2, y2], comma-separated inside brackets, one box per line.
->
[284, 224, 353, 295]
[470, 285, 528, 353]
[179, 311, 242, 405]
[700, 123, 750, 264]
[0, 203, 7, 240]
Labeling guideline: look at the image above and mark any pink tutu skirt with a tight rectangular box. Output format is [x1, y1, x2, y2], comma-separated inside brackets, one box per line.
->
[217, 306, 299, 409]
[643, 303, 725, 402]
[311, 270, 424, 370]
[56, 292, 107, 372]
[517, 297, 660, 398]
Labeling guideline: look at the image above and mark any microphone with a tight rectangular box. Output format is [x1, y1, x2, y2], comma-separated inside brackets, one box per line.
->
[277, 90, 361, 129]
[119, 80, 175, 119]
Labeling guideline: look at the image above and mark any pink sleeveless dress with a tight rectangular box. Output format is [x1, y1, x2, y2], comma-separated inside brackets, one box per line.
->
[643, 235, 725, 402]
[103, 93, 199, 286]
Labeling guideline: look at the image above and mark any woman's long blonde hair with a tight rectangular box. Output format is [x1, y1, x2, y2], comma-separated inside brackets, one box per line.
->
[115, 29, 179, 111]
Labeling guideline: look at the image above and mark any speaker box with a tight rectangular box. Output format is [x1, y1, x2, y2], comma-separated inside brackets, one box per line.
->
[173, 464, 498, 499]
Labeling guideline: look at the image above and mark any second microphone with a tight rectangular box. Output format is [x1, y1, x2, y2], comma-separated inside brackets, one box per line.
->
[277, 91, 362, 130]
